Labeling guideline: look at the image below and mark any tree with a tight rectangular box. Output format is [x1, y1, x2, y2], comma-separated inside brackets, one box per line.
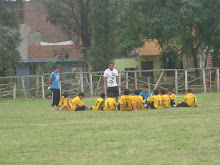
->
[88, 0, 119, 71]
[115, 0, 220, 77]
[42, 0, 92, 64]
[0, 0, 23, 76]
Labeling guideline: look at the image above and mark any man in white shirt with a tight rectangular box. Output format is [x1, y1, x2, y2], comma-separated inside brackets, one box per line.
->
[104, 62, 120, 102]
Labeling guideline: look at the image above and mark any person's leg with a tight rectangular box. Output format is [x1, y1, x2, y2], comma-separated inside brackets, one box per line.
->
[117, 103, 120, 110]
[150, 102, 156, 109]
[177, 102, 189, 107]
[171, 100, 176, 107]
[113, 86, 119, 105]
[51, 89, 55, 110]
[53, 89, 60, 110]
[75, 106, 86, 111]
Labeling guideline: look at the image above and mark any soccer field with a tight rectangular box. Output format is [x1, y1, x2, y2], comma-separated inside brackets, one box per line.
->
[0, 93, 220, 164]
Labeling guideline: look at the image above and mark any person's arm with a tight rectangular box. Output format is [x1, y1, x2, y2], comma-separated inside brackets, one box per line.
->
[116, 76, 120, 87]
[104, 77, 109, 90]
[178, 96, 186, 104]
[132, 103, 137, 111]
[120, 104, 123, 111]
[84, 104, 90, 110]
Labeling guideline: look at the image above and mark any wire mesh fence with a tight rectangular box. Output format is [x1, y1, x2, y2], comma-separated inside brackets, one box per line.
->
[0, 68, 219, 100]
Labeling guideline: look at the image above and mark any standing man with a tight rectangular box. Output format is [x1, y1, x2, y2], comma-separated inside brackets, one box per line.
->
[49, 66, 60, 110]
[104, 62, 120, 102]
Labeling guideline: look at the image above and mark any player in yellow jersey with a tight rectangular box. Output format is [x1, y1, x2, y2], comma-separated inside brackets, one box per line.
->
[58, 94, 65, 110]
[177, 89, 197, 107]
[71, 92, 90, 111]
[62, 92, 72, 110]
[147, 89, 163, 109]
[168, 89, 177, 107]
[92, 93, 105, 111]
[133, 90, 144, 110]
[120, 89, 136, 111]
[160, 89, 171, 108]
[103, 93, 118, 111]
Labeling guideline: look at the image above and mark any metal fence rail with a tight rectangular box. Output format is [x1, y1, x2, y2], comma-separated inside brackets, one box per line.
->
[0, 68, 219, 100]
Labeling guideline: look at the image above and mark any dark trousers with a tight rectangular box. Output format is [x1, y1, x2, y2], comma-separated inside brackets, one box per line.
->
[75, 106, 86, 111]
[150, 102, 156, 109]
[51, 89, 60, 106]
[171, 100, 176, 107]
[178, 102, 189, 107]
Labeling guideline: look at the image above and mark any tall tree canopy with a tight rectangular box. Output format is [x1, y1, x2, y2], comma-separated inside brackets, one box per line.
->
[115, 0, 220, 76]
[0, 0, 23, 76]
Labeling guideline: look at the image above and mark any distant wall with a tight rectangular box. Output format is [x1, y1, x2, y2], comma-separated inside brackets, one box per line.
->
[114, 59, 137, 72]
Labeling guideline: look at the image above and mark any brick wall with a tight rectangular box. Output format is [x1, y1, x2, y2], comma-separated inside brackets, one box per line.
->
[28, 45, 83, 59]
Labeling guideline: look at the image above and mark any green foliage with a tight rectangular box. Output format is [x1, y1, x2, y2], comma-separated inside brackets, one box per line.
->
[35, 60, 58, 75]
[52, 48, 71, 61]
[88, 0, 119, 71]
[158, 43, 182, 69]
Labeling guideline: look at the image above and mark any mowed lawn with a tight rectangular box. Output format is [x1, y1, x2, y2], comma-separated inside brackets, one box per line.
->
[0, 94, 220, 165]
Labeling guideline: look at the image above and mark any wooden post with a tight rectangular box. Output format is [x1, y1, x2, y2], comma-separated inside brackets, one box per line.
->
[147, 77, 151, 92]
[175, 70, 178, 94]
[22, 77, 27, 98]
[154, 71, 164, 90]
[125, 72, 129, 89]
[185, 70, 188, 91]
[134, 71, 138, 90]
[36, 76, 39, 97]
[89, 73, 93, 97]
[41, 76, 45, 99]
[104, 79, 107, 96]
[119, 73, 121, 96]
[13, 82, 16, 100]
[80, 73, 84, 92]
[217, 68, 219, 92]
[59, 81, 62, 97]
[209, 69, 212, 92]
[202, 69, 207, 92]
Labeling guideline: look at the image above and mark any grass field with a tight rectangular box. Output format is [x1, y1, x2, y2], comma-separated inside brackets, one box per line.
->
[0, 93, 220, 165]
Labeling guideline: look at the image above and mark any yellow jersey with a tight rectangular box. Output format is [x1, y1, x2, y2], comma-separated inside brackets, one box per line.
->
[133, 95, 143, 110]
[168, 93, 177, 104]
[147, 95, 163, 109]
[59, 96, 65, 107]
[181, 93, 197, 107]
[71, 96, 84, 111]
[103, 98, 118, 111]
[120, 95, 134, 111]
[161, 95, 171, 108]
[63, 98, 72, 110]
[92, 98, 105, 111]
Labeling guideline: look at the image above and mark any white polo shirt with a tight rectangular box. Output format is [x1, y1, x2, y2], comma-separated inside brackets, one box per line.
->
[104, 68, 119, 87]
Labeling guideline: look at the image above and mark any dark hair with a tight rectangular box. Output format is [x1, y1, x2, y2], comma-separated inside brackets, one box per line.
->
[143, 84, 149, 89]
[100, 93, 105, 98]
[160, 89, 167, 95]
[186, 89, 192, 93]
[108, 93, 114, 98]
[124, 89, 130, 95]
[79, 92, 85, 97]
[168, 88, 173, 92]
[153, 89, 159, 95]
[135, 90, 140, 95]
[64, 92, 69, 98]
[109, 62, 114, 65]
[54, 66, 59, 70]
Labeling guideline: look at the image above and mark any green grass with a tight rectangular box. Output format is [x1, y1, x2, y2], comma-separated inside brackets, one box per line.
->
[0, 93, 220, 165]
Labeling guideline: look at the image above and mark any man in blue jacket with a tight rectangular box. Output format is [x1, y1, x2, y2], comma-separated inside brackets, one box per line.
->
[140, 84, 152, 107]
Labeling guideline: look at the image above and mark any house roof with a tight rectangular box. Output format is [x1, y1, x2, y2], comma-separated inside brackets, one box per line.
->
[139, 40, 161, 56]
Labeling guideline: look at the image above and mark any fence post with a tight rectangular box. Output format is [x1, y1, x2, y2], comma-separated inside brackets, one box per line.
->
[36, 76, 39, 97]
[13, 81, 16, 100]
[154, 71, 164, 90]
[217, 68, 219, 92]
[185, 70, 188, 91]
[80, 73, 84, 92]
[126, 72, 129, 89]
[22, 77, 27, 98]
[119, 73, 121, 96]
[209, 69, 212, 92]
[41, 76, 45, 99]
[202, 69, 207, 92]
[134, 71, 138, 90]
[147, 77, 151, 92]
[89, 73, 93, 97]
[104, 79, 107, 96]
[59, 81, 62, 97]
[175, 70, 178, 94]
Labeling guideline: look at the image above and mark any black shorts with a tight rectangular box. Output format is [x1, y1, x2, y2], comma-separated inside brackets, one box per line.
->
[75, 106, 86, 111]
[150, 102, 156, 109]
[107, 86, 119, 97]
[179, 102, 189, 107]
[51, 89, 60, 106]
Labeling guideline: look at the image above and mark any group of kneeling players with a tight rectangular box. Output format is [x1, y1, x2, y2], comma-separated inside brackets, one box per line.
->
[57, 84, 197, 111]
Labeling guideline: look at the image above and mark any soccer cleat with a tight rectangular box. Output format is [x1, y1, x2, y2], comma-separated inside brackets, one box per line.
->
[51, 108, 54, 111]
[173, 104, 177, 107]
